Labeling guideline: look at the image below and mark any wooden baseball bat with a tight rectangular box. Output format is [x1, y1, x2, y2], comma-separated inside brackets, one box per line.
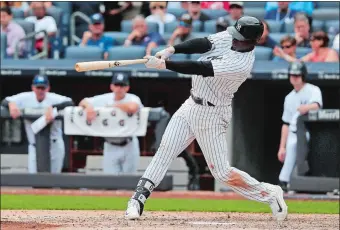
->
[75, 59, 148, 72]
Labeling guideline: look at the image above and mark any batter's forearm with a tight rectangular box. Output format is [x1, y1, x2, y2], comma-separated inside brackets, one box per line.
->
[173, 38, 212, 54]
[165, 60, 214, 76]
[279, 124, 289, 149]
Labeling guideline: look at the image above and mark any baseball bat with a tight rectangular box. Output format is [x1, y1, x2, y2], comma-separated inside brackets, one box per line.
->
[75, 59, 148, 72]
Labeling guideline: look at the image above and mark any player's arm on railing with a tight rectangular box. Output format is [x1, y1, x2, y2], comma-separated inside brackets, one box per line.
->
[79, 98, 96, 121]
[114, 102, 140, 114]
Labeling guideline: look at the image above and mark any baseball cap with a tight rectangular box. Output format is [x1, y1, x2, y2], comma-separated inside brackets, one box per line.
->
[111, 73, 129, 86]
[216, 16, 230, 32]
[229, 2, 244, 8]
[90, 13, 104, 24]
[32, 75, 49, 87]
[179, 14, 193, 28]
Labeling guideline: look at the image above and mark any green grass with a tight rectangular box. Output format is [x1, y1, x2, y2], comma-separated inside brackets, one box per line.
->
[1, 194, 338, 214]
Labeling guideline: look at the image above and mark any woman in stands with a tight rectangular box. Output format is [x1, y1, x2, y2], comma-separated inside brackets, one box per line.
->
[273, 36, 299, 62]
[274, 31, 339, 62]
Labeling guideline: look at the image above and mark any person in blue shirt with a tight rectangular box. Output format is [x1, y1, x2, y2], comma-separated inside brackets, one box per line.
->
[80, 13, 116, 60]
[265, 1, 314, 16]
[265, 2, 298, 24]
[256, 20, 277, 49]
[124, 15, 165, 56]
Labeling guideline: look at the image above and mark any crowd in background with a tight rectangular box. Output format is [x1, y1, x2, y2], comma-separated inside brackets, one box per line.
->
[1, 1, 339, 62]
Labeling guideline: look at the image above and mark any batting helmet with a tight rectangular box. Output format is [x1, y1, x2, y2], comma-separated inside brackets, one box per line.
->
[227, 16, 264, 42]
[288, 61, 308, 81]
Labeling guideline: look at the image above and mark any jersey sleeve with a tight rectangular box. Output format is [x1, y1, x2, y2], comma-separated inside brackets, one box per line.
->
[5, 92, 31, 109]
[130, 95, 144, 109]
[50, 93, 72, 104]
[207, 31, 231, 52]
[282, 97, 292, 124]
[210, 55, 254, 78]
[308, 86, 323, 108]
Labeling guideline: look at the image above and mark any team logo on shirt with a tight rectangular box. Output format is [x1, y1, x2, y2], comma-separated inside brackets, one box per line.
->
[119, 119, 125, 126]
[111, 110, 116, 116]
[102, 119, 108, 126]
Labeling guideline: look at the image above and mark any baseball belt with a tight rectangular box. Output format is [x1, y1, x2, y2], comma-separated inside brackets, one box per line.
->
[190, 91, 215, 107]
[108, 137, 133, 147]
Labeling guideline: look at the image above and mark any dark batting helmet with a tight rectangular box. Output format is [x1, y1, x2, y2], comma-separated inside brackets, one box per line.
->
[288, 61, 308, 81]
[227, 16, 264, 42]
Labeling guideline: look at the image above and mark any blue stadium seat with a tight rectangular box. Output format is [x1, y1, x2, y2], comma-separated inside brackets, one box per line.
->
[243, 2, 266, 8]
[204, 20, 217, 34]
[1, 33, 7, 59]
[296, 47, 312, 57]
[121, 20, 159, 33]
[266, 20, 282, 33]
[108, 46, 146, 60]
[243, 8, 266, 20]
[316, 2, 340, 8]
[165, 21, 202, 33]
[167, 8, 187, 19]
[270, 33, 289, 44]
[65, 46, 103, 60]
[104, 32, 129, 46]
[254, 46, 273, 60]
[192, 21, 202, 32]
[325, 20, 339, 34]
[11, 8, 24, 19]
[201, 9, 228, 19]
[190, 53, 202, 61]
[163, 33, 172, 43]
[312, 9, 340, 21]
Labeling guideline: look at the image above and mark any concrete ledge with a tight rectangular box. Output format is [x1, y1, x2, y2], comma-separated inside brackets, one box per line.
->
[290, 175, 339, 193]
[0, 173, 173, 191]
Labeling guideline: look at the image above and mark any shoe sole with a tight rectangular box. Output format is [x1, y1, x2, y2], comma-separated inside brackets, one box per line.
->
[274, 186, 288, 221]
[125, 211, 140, 220]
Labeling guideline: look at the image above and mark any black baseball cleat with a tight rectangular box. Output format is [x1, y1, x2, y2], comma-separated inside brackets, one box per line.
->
[278, 181, 288, 193]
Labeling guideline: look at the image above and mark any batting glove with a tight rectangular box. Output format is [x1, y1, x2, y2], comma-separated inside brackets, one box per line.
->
[144, 56, 166, 69]
[155, 46, 175, 60]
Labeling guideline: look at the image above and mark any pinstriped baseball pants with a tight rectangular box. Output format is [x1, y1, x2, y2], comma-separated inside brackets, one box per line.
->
[143, 97, 275, 203]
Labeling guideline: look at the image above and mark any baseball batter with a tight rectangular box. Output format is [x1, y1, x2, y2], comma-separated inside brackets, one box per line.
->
[277, 61, 322, 191]
[1, 75, 73, 173]
[125, 16, 288, 222]
[79, 73, 143, 174]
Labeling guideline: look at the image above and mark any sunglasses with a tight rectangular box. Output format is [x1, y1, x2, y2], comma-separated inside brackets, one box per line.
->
[151, 5, 165, 10]
[281, 44, 293, 49]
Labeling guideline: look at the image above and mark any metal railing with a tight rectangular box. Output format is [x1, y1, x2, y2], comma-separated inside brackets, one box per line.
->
[70, 11, 91, 46]
[14, 30, 49, 60]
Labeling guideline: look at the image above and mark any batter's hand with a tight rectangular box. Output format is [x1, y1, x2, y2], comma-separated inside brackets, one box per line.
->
[278, 147, 286, 163]
[155, 46, 175, 60]
[144, 56, 166, 69]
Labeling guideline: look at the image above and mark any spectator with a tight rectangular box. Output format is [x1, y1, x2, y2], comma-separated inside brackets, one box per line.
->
[215, 16, 230, 33]
[168, 14, 197, 46]
[188, 2, 210, 22]
[124, 15, 165, 56]
[273, 36, 302, 62]
[265, 1, 314, 16]
[293, 13, 311, 48]
[145, 1, 176, 35]
[274, 31, 339, 62]
[80, 13, 116, 60]
[264, 2, 297, 24]
[224, 2, 244, 26]
[200, 1, 229, 11]
[332, 33, 339, 50]
[103, 2, 132, 31]
[0, 7, 26, 58]
[256, 20, 277, 49]
[1, 1, 30, 13]
[25, 2, 57, 52]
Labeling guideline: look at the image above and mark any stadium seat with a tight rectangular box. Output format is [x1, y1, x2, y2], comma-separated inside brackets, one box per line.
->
[201, 9, 228, 19]
[254, 46, 273, 60]
[266, 20, 282, 33]
[104, 32, 129, 45]
[14, 19, 35, 56]
[270, 33, 289, 44]
[11, 8, 24, 19]
[243, 2, 266, 8]
[121, 20, 158, 33]
[190, 53, 202, 61]
[243, 8, 266, 20]
[325, 20, 339, 34]
[192, 21, 203, 32]
[65, 46, 103, 60]
[296, 47, 312, 57]
[165, 21, 202, 33]
[316, 2, 340, 9]
[163, 33, 172, 43]
[1, 33, 6, 59]
[108, 46, 146, 60]
[312, 9, 340, 21]
[203, 20, 217, 34]
[167, 8, 187, 19]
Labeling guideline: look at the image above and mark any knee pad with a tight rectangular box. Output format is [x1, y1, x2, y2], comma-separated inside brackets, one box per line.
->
[131, 178, 155, 215]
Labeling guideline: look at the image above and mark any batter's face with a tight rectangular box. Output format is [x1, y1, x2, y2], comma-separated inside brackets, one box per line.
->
[32, 85, 50, 101]
[110, 84, 129, 98]
[289, 75, 303, 86]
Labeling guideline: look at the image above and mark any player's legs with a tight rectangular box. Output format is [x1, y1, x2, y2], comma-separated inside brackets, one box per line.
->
[50, 139, 65, 173]
[279, 131, 297, 183]
[122, 137, 140, 174]
[126, 103, 195, 219]
[102, 142, 123, 174]
[28, 144, 37, 173]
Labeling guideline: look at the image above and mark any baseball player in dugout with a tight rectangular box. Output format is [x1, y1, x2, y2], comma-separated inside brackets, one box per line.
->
[277, 61, 323, 192]
[79, 73, 143, 175]
[1, 75, 74, 173]
[125, 16, 288, 222]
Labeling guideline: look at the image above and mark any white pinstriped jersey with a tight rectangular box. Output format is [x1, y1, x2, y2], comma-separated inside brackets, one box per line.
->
[192, 30, 255, 106]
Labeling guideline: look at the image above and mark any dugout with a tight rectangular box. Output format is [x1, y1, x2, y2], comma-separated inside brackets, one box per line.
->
[0, 60, 339, 191]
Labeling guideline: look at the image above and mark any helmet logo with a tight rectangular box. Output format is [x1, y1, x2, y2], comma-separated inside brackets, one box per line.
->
[236, 24, 241, 31]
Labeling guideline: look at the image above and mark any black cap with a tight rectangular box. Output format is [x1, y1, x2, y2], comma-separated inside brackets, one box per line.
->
[111, 73, 129, 86]
[227, 16, 264, 41]
[288, 61, 307, 81]
[216, 16, 230, 32]
[32, 75, 49, 87]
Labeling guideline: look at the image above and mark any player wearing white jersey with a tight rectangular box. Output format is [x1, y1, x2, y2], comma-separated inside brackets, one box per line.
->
[79, 73, 143, 175]
[277, 61, 322, 191]
[1, 75, 74, 173]
[125, 16, 288, 222]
